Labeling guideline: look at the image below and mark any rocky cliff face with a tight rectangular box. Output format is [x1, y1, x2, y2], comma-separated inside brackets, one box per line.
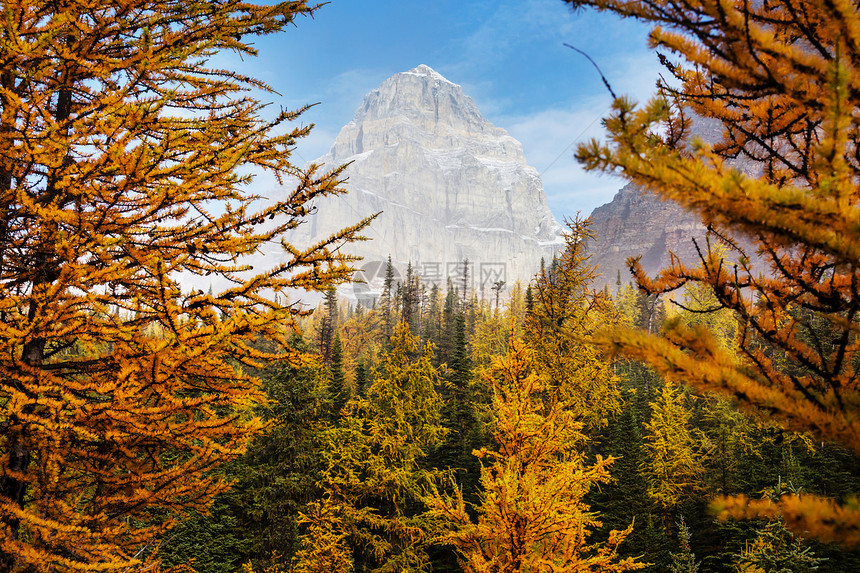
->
[290, 65, 564, 302]
[588, 183, 710, 289]
[587, 118, 762, 291]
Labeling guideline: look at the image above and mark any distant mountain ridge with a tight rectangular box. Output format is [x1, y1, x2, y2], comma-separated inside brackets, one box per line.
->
[586, 118, 763, 291]
[289, 64, 564, 303]
[587, 183, 710, 289]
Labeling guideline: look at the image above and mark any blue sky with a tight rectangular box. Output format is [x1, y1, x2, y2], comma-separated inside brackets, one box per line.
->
[245, 0, 661, 220]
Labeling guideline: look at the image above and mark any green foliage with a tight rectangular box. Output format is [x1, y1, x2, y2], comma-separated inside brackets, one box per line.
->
[155, 257, 860, 573]
[292, 322, 447, 573]
[669, 516, 699, 573]
[589, 390, 671, 571]
[330, 333, 348, 415]
[158, 347, 329, 572]
[732, 518, 824, 573]
[158, 495, 253, 573]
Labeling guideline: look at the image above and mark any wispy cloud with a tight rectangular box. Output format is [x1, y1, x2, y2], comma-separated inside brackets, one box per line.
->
[499, 49, 662, 219]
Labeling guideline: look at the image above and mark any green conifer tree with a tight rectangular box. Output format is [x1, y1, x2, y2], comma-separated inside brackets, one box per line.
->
[669, 517, 699, 573]
[293, 322, 446, 573]
[329, 333, 348, 415]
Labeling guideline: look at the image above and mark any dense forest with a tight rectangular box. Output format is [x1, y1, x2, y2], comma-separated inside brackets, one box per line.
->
[4, 0, 860, 571]
[156, 221, 860, 572]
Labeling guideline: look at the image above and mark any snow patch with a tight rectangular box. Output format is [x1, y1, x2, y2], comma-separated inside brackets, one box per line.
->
[344, 150, 373, 163]
[401, 64, 457, 86]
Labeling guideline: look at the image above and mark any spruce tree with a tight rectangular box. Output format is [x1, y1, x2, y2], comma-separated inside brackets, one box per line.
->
[159, 345, 330, 572]
[381, 255, 396, 342]
[668, 517, 699, 573]
[424, 283, 443, 348]
[318, 288, 338, 364]
[330, 333, 348, 415]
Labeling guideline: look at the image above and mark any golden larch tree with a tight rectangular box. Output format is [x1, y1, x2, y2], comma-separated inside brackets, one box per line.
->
[565, 0, 860, 547]
[429, 337, 643, 573]
[524, 216, 622, 430]
[0, 1, 367, 570]
[641, 382, 704, 515]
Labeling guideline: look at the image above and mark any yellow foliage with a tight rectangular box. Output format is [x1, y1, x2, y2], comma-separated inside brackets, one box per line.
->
[0, 1, 369, 570]
[338, 306, 383, 387]
[291, 500, 354, 573]
[641, 383, 704, 510]
[713, 493, 860, 548]
[470, 307, 510, 368]
[567, 0, 860, 545]
[525, 216, 622, 429]
[428, 337, 643, 573]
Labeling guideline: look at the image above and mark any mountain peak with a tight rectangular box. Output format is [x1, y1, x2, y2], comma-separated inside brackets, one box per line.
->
[400, 64, 453, 84]
[346, 65, 490, 147]
[287, 66, 563, 303]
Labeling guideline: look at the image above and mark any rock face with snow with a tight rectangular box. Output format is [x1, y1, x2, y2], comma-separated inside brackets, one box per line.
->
[291, 65, 564, 301]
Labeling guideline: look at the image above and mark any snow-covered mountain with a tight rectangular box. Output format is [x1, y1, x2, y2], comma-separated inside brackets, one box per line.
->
[288, 65, 564, 303]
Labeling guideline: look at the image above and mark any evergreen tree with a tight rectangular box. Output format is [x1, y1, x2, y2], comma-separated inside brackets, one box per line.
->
[461, 259, 471, 305]
[440, 279, 459, 366]
[448, 314, 475, 451]
[355, 360, 370, 396]
[568, 0, 860, 544]
[401, 262, 422, 334]
[424, 283, 443, 348]
[381, 255, 396, 343]
[0, 2, 368, 569]
[730, 487, 824, 573]
[330, 333, 348, 415]
[590, 391, 671, 571]
[668, 517, 699, 573]
[292, 322, 446, 573]
[491, 281, 506, 313]
[159, 345, 330, 572]
[318, 288, 338, 363]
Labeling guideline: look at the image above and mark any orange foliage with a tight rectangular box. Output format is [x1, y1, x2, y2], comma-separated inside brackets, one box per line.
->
[0, 1, 367, 570]
[567, 0, 860, 547]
